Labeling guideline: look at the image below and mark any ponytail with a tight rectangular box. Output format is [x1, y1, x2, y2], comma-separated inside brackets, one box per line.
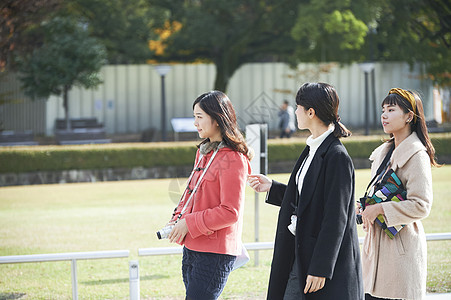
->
[296, 82, 352, 139]
[333, 117, 352, 138]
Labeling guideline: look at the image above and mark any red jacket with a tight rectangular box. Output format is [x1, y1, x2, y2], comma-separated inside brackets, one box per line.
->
[171, 146, 251, 256]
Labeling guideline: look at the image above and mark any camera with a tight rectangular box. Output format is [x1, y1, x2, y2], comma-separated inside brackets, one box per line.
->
[288, 215, 297, 236]
[156, 224, 174, 239]
[356, 214, 363, 224]
[356, 196, 367, 225]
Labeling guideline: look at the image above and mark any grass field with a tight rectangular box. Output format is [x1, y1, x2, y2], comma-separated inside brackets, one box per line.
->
[0, 166, 450, 299]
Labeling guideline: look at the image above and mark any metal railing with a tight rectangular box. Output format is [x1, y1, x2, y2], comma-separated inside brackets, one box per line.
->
[0, 250, 130, 299]
[138, 241, 276, 257]
[0, 233, 449, 299]
[138, 232, 451, 257]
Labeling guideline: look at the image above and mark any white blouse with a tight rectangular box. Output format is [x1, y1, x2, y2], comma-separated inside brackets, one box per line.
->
[296, 127, 334, 195]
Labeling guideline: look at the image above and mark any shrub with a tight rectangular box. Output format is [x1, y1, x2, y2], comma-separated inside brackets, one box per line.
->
[1, 134, 449, 174]
[0, 143, 197, 173]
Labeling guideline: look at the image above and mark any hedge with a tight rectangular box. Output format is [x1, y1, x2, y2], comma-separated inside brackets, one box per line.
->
[0, 143, 198, 174]
[1, 133, 450, 174]
[268, 133, 451, 162]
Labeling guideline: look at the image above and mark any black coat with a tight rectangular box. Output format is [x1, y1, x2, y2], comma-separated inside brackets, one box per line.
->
[266, 134, 363, 300]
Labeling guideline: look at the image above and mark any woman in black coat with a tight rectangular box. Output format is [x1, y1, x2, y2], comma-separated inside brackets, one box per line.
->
[248, 82, 363, 300]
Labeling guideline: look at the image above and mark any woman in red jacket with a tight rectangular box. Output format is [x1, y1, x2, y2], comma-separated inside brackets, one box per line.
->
[166, 90, 252, 300]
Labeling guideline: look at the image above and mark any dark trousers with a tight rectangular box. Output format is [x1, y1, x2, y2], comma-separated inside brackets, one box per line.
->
[182, 247, 236, 300]
[280, 129, 294, 138]
[283, 257, 302, 299]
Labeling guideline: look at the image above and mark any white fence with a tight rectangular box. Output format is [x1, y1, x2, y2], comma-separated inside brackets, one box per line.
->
[0, 73, 47, 134]
[0, 250, 130, 299]
[44, 62, 433, 136]
[139, 232, 451, 256]
[0, 62, 434, 136]
[1, 233, 449, 299]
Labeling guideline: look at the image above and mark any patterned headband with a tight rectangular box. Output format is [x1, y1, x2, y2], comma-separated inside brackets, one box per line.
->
[388, 88, 417, 123]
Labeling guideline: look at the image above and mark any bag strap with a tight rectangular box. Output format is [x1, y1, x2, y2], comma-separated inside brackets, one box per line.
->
[176, 146, 220, 221]
[364, 143, 395, 197]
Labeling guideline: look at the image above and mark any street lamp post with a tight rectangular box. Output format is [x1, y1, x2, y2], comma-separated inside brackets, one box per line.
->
[154, 65, 172, 141]
[359, 63, 375, 135]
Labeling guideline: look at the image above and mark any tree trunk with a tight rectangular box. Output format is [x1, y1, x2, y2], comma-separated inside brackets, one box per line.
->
[63, 85, 71, 130]
[214, 68, 228, 92]
[213, 54, 241, 93]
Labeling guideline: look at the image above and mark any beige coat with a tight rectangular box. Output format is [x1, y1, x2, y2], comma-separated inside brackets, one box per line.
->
[362, 132, 433, 300]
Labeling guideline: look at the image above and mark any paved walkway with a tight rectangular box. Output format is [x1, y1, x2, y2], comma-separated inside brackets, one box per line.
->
[426, 293, 451, 299]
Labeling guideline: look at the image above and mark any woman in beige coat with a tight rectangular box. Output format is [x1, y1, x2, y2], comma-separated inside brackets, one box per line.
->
[359, 88, 438, 300]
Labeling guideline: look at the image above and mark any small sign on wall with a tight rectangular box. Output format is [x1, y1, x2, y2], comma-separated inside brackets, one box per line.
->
[95, 100, 103, 111]
[107, 100, 114, 110]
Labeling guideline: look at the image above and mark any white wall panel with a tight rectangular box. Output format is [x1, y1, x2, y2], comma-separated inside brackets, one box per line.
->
[137, 65, 150, 130]
[0, 72, 46, 134]
[92, 70, 105, 127]
[2, 62, 434, 136]
[68, 86, 81, 118]
[103, 66, 116, 134]
[115, 65, 127, 133]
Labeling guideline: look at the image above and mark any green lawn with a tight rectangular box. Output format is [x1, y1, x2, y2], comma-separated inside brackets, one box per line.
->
[0, 166, 450, 299]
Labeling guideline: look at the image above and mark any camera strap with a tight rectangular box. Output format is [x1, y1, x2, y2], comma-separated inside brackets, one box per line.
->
[363, 143, 395, 198]
[176, 146, 220, 221]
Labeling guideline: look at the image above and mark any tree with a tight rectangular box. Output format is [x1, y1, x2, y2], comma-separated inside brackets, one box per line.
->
[289, 0, 450, 86]
[16, 16, 106, 129]
[370, 0, 451, 86]
[290, 0, 373, 62]
[0, 0, 61, 70]
[147, 0, 300, 91]
[66, 0, 163, 64]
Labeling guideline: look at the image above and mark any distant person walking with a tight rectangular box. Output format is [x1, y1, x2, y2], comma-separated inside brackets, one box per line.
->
[358, 88, 437, 300]
[279, 100, 296, 138]
[248, 83, 363, 299]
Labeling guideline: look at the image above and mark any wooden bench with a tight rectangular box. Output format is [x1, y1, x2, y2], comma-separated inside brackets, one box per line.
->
[55, 118, 111, 145]
[426, 120, 445, 133]
[0, 130, 39, 146]
[55, 118, 104, 130]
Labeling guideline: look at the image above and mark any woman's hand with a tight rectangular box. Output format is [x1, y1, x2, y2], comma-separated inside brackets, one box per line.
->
[355, 202, 368, 232]
[168, 219, 189, 244]
[304, 275, 326, 294]
[361, 203, 384, 226]
[355, 202, 362, 215]
[362, 218, 368, 232]
[247, 174, 272, 193]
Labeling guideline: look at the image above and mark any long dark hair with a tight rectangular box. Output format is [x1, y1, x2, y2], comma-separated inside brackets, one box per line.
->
[382, 91, 439, 166]
[193, 91, 251, 160]
[295, 82, 351, 138]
